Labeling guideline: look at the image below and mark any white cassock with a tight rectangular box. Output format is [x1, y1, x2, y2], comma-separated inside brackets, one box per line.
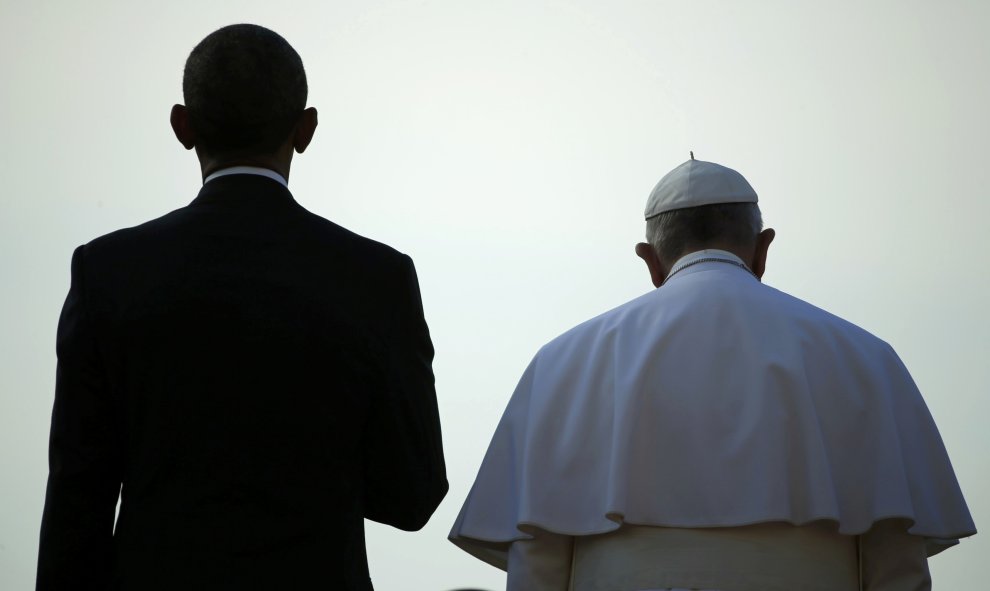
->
[449, 250, 976, 591]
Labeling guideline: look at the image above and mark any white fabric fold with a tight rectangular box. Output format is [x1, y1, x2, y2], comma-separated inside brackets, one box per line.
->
[450, 260, 975, 570]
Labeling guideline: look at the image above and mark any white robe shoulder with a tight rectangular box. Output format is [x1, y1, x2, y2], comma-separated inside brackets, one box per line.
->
[450, 261, 975, 569]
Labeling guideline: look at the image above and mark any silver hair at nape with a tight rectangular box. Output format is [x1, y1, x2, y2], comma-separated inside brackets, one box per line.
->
[646, 202, 763, 262]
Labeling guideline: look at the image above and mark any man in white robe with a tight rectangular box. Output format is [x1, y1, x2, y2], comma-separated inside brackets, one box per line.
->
[449, 157, 975, 590]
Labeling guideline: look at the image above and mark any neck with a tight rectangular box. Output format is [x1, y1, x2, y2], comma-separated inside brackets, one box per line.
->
[197, 149, 293, 182]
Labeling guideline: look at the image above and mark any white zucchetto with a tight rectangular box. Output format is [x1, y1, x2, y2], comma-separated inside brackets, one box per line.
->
[645, 158, 758, 219]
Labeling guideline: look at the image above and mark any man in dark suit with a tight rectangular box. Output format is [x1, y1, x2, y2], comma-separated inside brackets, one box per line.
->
[37, 24, 447, 590]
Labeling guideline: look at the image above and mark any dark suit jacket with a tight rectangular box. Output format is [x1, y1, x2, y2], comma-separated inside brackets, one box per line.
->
[37, 174, 448, 590]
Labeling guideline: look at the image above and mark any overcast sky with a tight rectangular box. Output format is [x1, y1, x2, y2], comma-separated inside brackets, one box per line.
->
[1, 1, 986, 589]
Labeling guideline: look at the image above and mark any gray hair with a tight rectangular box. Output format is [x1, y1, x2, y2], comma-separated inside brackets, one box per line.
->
[646, 202, 763, 262]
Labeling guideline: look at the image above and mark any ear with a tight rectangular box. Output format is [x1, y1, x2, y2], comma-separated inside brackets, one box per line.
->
[170, 104, 196, 150]
[635, 242, 667, 288]
[750, 228, 775, 280]
[292, 107, 318, 154]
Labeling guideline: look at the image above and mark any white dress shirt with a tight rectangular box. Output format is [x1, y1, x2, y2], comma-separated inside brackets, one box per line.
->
[203, 165, 288, 187]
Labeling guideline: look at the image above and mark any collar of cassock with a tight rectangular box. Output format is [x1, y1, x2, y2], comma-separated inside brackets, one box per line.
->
[663, 249, 756, 285]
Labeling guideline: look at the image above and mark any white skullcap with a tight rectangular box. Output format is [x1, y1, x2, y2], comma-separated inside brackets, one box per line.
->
[645, 157, 758, 219]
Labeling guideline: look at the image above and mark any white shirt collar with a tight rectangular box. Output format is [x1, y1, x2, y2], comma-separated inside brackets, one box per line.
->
[203, 166, 288, 188]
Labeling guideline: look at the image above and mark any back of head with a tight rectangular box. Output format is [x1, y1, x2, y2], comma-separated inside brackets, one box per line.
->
[183, 24, 307, 157]
[646, 202, 763, 263]
[643, 158, 764, 263]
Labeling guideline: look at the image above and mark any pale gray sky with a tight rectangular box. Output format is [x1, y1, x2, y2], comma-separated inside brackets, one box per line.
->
[1, 1, 986, 589]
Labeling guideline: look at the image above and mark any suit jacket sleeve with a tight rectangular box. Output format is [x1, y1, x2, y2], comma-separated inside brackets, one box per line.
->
[37, 245, 122, 590]
[363, 255, 448, 531]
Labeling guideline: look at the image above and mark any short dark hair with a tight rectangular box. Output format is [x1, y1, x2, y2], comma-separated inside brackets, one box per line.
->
[646, 202, 763, 262]
[182, 24, 307, 155]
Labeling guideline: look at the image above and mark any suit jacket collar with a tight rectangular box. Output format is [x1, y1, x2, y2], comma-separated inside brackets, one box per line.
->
[190, 173, 297, 208]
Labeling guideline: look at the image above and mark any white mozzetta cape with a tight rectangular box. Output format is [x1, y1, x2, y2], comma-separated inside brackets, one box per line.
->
[449, 258, 975, 569]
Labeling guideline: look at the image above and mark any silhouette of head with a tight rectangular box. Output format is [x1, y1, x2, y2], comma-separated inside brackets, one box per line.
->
[182, 24, 307, 157]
